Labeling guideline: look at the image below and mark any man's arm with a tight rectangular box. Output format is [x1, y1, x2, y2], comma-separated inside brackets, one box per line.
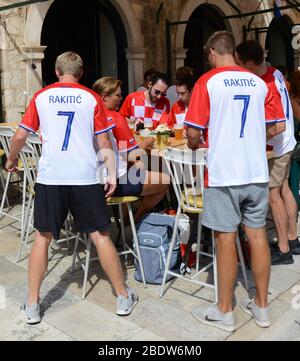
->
[291, 97, 300, 121]
[96, 132, 116, 198]
[5, 128, 29, 172]
[186, 126, 202, 150]
[266, 121, 286, 140]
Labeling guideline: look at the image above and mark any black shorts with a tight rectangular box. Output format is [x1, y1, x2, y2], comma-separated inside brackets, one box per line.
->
[34, 183, 110, 240]
[113, 167, 146, 197]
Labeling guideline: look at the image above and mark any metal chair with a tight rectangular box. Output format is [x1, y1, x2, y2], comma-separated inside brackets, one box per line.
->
[71, 196, 147, 299]
[160, 148, 249, 301]
[0, 148, 9, 208]
[0, 126, 27, 230]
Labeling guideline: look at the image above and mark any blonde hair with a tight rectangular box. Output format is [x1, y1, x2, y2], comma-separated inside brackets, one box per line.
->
[204, 31, 236, 56]
[92, 77, 121, 96]
[55, 51, 83, 78]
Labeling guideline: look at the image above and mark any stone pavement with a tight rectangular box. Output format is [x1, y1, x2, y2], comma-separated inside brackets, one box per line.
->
[0, 206, 299, 341]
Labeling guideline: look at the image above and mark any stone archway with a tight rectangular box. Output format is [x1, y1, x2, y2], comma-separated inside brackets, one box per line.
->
[24, 0, 145, 93]
[174, 0, 242, 70]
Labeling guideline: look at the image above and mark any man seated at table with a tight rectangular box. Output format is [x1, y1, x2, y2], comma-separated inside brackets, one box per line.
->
[165, 74, 196, 128]
[93, 77, 170, 223]
[120, 72, 170, 130]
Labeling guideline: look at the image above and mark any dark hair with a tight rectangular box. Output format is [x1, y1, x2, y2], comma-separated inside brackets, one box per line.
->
[175, 67, 193, 81]
[175, 74, 196, 92]
[236, 40, 264, 66]
[276, 65, 288, 77]
[149, 72, 169, 86]
[290, 70, 300, 98]
[144, 69, 157, 82]
[204, 31, 235, 56]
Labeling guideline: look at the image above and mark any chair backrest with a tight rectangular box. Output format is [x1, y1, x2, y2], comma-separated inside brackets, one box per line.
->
[19, 143, 38, 192]
[0, 126, 15, 156]
[164, 147, 206, 213]
[26, 133, 42, 160]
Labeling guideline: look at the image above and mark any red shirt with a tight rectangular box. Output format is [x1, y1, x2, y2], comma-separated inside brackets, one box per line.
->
[119, 91, 170, 129]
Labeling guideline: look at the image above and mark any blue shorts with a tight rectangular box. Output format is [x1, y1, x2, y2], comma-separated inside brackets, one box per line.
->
[114, 167, 146, 197]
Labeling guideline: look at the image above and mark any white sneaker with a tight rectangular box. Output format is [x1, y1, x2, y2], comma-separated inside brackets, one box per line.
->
[21, 303, 41, 325]
[240, 298, 270, 328]
[192, 304, 236, 332]
[116, 288, 139, 316]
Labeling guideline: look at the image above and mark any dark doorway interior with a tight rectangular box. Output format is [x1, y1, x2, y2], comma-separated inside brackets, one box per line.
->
[184, 4, 227, 79]
[41, 0, 128, 93]
[266, 16, 294, 75]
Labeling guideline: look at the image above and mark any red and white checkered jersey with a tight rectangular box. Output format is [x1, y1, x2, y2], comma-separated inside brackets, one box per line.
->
[167, 100, 187, 128]
[263, 67, 296, 157]
[119, 91, 170, 129]
[96, 109, 138, 181]
[185, 66, 285, 187]
[20, 82, 114, 185]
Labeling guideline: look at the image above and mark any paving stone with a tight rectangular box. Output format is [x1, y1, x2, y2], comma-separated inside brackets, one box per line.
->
[0, 302, 74, 341]
[45, 301, 145, 341]
[128, 296, 228, 341]
[0, 257, 26, 287]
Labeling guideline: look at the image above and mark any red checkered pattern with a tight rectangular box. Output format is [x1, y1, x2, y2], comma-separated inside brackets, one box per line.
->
[167, 100, 187, 127]
[120, 91, 170, 128]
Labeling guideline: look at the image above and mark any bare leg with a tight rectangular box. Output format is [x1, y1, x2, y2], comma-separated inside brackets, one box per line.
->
[269, 186, 289, 252]
[215, 231, 238, 313]
[90, 231, 127, 298]
[134, 171, 170, 222]
[28, 231, 52, 305]
[244, 226, 270, 308]
[281, 179, 298, 241]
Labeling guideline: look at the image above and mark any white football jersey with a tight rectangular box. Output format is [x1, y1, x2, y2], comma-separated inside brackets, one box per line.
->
[185, 66, 285, 187]
[20, 82, 114, 185]
[264, 67, 296, 157]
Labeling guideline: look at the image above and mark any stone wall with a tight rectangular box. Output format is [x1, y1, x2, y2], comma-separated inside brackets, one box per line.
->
[0, 5, 27, 121]
[0, 0, 299, 122]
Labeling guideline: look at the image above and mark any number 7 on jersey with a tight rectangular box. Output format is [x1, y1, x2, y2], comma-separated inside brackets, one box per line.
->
[234, 95, 250, 138]
[57, 111, 75, 151]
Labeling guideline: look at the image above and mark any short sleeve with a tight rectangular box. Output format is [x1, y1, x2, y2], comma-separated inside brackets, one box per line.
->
[119, 94, 133, 119]
[265, 82, 286, 124]
[19, 98, 40, 133]
[94, 96, 115, 135]
[184, 77, 210, 129]
[112, 113, 138, 153]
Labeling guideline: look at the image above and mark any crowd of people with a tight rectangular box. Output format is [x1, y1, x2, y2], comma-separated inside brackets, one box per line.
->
[4, 30, 300, 332]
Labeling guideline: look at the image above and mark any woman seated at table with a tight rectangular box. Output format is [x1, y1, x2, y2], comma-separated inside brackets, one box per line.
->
[92, 77, 170, 223]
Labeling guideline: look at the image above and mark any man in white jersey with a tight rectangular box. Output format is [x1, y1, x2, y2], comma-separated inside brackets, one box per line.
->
[185, 31, 286, 332]
[6, 52, 138, 324]
[236, 40, 300, 265]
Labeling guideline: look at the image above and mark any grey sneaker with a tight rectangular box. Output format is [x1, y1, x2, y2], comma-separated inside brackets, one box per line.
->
[192, 304, 236, 332]
[116, 288, 138, 316]
[240, 299, 270, 328]
[21, 303, 41, 324]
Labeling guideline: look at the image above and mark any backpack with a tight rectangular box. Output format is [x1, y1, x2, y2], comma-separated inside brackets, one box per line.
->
[134, 213, 182, 284]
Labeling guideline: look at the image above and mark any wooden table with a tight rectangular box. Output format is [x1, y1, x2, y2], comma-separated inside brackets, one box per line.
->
[0, 122, 20, 128]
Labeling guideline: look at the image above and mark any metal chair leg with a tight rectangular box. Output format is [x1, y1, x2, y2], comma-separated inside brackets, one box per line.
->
[160, 206, 181, 298]
[118, 204, 128, 264]
[196, 213, 202, 273]
[82, 234, 91, 300]
[236, 235, 249, 292]
[0, 171, 11, 219]
[71, 233, 80, 273]
[127, 202, 146, 288]
[212, 231, 219, 303]
[0, 168, 9, 208]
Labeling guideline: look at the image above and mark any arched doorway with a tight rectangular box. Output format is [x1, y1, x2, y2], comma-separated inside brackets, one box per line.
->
[184, 4, 227, 79]
[41, 0, 128, 92]
[266, 15, 294, 74]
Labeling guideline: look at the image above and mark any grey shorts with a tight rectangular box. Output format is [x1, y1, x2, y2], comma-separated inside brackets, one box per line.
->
[202, 183, 269, 233]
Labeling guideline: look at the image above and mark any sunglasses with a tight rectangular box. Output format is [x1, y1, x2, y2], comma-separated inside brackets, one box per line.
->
[152, 87, 167, 97]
